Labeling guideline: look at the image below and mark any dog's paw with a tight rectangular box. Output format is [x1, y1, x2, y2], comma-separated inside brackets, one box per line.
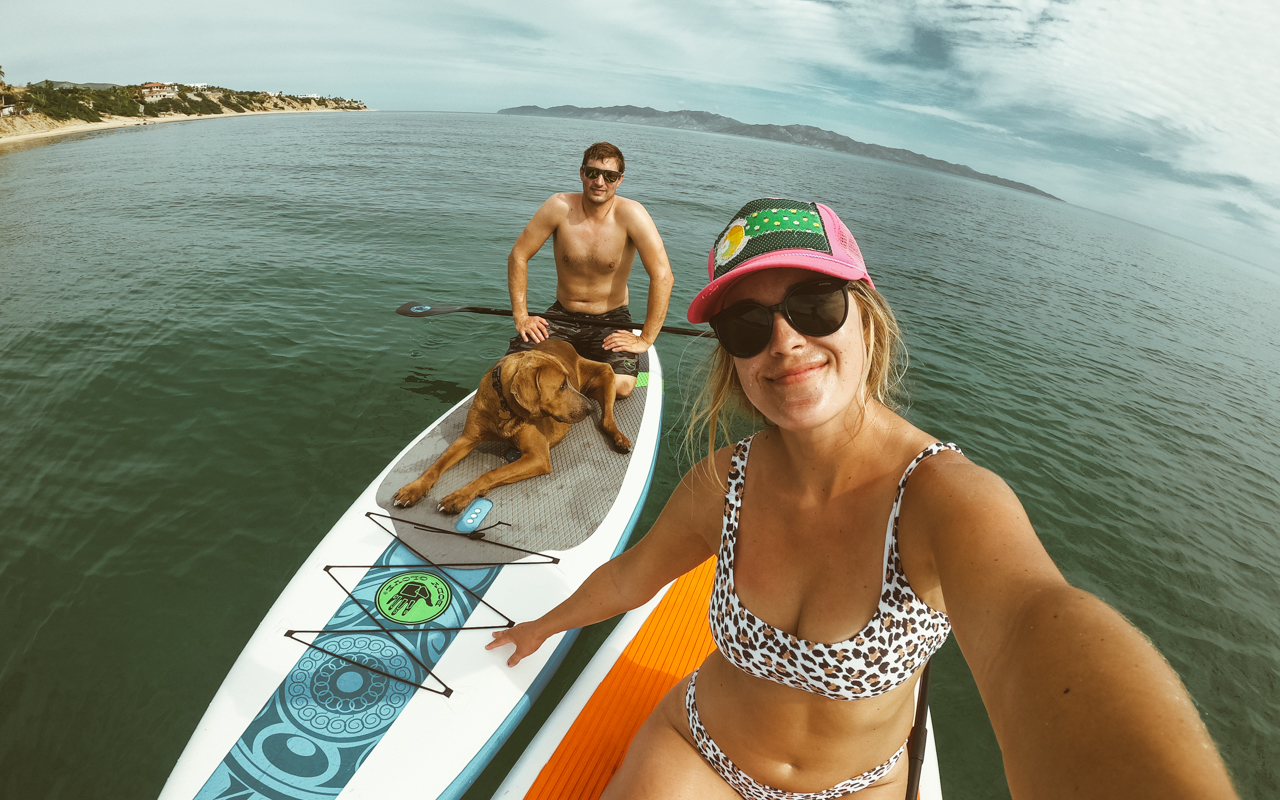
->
[392, 483, 427, 508]
[437, 491, 473, 515]
[610, 433, 633, 454]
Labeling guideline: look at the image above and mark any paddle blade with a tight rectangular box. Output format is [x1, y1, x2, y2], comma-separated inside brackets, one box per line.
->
[397, 302, 463, 317]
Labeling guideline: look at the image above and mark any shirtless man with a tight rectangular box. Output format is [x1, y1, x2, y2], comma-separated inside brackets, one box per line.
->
[506, 142, 674, 398]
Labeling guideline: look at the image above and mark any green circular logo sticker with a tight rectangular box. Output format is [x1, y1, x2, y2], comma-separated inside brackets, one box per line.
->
[375, 572, 452, 624]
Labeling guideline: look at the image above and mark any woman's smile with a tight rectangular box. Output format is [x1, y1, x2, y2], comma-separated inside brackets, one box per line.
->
[766, 358, 828, 385]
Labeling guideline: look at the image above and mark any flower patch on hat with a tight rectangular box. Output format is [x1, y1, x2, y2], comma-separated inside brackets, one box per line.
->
[711, 199, 831, 278]
[714, 219, 750, 267]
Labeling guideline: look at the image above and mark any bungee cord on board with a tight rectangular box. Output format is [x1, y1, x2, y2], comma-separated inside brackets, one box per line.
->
[283, 510, 563, 697]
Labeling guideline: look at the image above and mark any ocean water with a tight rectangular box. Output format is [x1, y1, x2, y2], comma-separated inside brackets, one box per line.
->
[1, 111, 1277, 799]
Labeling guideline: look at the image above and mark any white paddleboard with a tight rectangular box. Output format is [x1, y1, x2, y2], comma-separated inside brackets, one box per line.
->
[160, 348, 663, 800]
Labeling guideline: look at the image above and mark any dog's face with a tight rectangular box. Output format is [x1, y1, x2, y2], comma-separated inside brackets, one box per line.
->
[508, 352, 593, 424]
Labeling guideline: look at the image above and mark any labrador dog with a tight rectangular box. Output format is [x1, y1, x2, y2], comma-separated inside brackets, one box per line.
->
[392, 339, 632, 514]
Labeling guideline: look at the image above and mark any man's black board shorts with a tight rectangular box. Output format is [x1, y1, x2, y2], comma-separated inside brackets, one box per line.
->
[505, 301, 640, 378]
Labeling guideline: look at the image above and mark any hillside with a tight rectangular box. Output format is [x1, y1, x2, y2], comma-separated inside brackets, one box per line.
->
[0, 82, 366, 141]
[499, 104, 1059, 201]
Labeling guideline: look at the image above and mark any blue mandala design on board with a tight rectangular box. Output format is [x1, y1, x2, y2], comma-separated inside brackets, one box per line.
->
[195, 538, 502, 800]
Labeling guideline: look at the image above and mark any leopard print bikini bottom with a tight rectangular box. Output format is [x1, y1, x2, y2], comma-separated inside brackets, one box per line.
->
[684, 669, 906, 799]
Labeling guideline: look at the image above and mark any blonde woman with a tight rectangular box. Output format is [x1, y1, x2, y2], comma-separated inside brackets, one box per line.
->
[489, 199, 1236, 799]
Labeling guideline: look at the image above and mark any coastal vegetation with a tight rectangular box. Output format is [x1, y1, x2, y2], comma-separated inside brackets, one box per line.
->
[1, 79, 366, 136]
[22, 84, 144, 122]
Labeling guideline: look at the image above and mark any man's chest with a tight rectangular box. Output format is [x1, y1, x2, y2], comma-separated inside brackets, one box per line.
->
[553, 224, 633, 273]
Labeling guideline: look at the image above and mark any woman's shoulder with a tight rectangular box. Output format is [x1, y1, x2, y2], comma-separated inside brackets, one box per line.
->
[682, 442, 738, 497]
[653, 445, 736, 553]
[869, 410, 1003, 500]
[898, 437, 1001, 490]
[895, 440, 1028, 534]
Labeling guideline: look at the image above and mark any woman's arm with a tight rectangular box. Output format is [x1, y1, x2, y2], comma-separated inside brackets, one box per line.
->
[908, 457, 1237, 799]
[486, 452, 724, 666]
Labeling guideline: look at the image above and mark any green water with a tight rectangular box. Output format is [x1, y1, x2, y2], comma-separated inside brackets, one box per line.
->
[1, 111, 1277, 798]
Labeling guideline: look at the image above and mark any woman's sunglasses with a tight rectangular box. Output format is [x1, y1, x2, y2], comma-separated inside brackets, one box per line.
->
[582, 166, 622, 183]
[710, 278, 852, 358]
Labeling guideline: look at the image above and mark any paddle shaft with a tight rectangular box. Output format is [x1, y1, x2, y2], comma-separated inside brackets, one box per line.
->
[398, 303, 711, 338]
[904, 659, 933, 800]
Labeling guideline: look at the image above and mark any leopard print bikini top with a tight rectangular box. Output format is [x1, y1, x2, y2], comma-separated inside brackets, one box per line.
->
[708, 435, 958, 700]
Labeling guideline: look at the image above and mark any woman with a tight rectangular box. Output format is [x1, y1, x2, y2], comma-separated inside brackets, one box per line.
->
[488, 199, 1236, 799]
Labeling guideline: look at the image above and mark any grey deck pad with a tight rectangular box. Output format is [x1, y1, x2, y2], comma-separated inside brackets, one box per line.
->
[375, 352, 652, 567]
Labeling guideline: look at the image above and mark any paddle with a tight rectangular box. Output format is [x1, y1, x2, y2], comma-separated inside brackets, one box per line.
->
[396, 302, 712, 338]
[904, 659, 934, 800]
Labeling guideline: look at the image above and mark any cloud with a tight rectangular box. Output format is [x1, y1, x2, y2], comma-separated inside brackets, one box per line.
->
[872, 24, 957, 71]
[3, 0, 1276, 266]
[878, 100, 1021, 137]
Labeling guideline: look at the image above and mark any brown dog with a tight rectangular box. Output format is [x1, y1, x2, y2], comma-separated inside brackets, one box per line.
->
[392, 339, 633, 514]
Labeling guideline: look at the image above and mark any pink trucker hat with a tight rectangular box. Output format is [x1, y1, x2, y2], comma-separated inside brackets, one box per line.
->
[686, 199, 873, 324]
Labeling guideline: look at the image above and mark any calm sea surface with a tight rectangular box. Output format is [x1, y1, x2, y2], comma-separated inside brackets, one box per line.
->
[1, 111, 1277, 799]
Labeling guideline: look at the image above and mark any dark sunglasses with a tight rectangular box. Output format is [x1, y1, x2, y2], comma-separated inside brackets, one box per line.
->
[582, 166, 622, 183]
[710, 278, 852, 358]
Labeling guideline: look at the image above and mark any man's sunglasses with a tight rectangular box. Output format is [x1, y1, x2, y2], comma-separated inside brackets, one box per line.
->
[710, 278, 852, 358]
[582, 166, 622, 183]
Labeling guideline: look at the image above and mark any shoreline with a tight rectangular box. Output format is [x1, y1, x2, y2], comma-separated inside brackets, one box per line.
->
[0, 107, 365, 146]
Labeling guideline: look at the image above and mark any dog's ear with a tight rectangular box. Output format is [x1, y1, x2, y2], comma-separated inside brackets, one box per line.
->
[508, 356, 547, 417]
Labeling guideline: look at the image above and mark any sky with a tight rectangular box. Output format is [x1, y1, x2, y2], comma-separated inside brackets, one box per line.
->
[7, 0, 1279, 269]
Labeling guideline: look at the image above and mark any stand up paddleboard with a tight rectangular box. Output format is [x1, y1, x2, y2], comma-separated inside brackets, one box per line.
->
[492, 557, 944, 800]
[160, 349, 663, 800]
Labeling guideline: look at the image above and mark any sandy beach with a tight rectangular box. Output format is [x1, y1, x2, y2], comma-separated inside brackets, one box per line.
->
[0, 107, 361, 146]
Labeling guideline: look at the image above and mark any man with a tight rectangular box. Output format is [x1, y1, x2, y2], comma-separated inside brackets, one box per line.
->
[506, 142, 673, 398]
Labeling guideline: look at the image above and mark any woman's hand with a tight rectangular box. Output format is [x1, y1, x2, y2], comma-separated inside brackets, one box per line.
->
[486, 621, 548, 667]
[481, 453, 722, 670]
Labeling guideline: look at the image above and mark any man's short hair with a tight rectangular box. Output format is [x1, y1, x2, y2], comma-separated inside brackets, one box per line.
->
[582, 142, 625, 174]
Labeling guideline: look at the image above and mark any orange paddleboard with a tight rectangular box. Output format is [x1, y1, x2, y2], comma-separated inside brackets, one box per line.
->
[493, 557, 717, 799]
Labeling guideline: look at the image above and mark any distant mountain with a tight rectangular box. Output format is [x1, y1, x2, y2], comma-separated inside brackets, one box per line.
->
[498, 104, 1060, 202]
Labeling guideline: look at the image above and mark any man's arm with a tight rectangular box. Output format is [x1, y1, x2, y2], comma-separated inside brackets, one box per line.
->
[508, 197, 565, 343]
[604, 203, 673, 354]
[914, 458, 1237, 799]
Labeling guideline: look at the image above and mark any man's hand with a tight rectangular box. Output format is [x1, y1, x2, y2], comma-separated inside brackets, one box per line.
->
[514, 315, 550, 343]
[603, 329, 650, 353]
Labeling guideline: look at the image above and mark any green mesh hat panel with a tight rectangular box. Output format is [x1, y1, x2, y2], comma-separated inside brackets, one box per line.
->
[711, 199, 832, 279]
[687, 198, 872, 324]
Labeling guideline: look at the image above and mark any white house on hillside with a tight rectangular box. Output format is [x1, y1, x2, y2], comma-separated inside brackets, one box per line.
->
[141, 82, 177, 102]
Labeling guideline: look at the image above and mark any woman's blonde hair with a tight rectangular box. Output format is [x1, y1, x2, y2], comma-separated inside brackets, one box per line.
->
[685, 280, 906, 465]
